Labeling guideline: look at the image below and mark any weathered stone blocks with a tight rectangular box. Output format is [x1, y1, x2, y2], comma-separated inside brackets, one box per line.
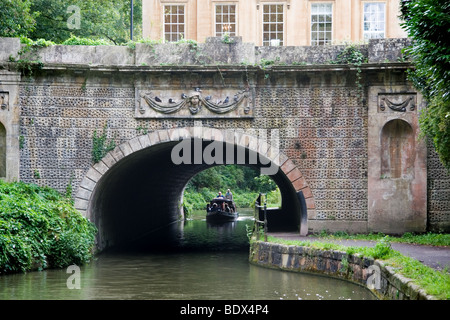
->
[250, 241, 437, 300]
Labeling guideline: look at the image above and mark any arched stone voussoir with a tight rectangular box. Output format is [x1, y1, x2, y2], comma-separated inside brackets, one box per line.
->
[168, 127, 192, 141]
[281, 160, 315, 210]
[75, 127, 315, 236]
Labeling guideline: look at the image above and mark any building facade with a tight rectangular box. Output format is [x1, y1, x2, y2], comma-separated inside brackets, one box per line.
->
[142, 0, 407, 46]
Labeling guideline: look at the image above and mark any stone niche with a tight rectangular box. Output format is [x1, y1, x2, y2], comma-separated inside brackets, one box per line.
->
[368, 88, 427, 234]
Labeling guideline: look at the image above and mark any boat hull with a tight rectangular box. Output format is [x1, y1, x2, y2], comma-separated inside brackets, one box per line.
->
[206, 210, 239, 222]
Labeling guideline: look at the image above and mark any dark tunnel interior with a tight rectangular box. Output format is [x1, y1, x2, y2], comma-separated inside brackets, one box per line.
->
[89, 139, 302, 251]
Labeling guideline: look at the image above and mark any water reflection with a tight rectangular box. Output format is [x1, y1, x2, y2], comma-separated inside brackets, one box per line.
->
[0, 209, 376, 300]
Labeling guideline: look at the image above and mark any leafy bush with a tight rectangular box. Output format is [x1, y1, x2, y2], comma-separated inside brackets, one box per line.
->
[62, 35, 112, 46]
[0, 0, 37, 38]
[371, 236, 393, 259]
[401, 0, 450, 170]
[0, 181, 97, 274]
[333, 44, 367, 65]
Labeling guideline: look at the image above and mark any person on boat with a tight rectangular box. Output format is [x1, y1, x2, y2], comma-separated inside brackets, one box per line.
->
[225, 189, 233, 201]
[217, 191, 224, 198]
[225, 189, 236, 212]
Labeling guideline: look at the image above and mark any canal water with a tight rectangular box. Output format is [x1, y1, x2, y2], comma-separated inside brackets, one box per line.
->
[0, 209, 376, 300]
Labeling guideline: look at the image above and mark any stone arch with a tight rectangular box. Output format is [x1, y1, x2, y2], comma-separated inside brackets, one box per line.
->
[74, 127, 314, 250]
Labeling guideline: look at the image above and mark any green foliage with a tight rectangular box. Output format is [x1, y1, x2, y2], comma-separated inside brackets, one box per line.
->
[221, 32, 234, 44]
[311, 230, 450, 247]
[0, 0, 37, 38]
[331, 43, 367, 101]
[419, 95, 450, 170]
[400, 0, 450, 170]
[92, 124, 116, 164]
[332, 44, 367, 65]
[31, 0, 142, 44]
[183, 165, 280, 213]
[61, 35, 112, 46]
[175, 36, 199, 51]
[0, 181, 97, 274]
[1, 0, 144, 44]
[125, 38, 163, 50]
[253, 175, 277, 193]
[371, 235, 393, 259]
[9, 37, 55, 76]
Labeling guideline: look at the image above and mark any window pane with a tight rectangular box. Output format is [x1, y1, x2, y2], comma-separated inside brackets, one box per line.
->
[363, 2, 385, 39]
[215, 4, 237, 36]
[164, 5, 185, 42]
[263, 5, 284, 46]
[311, 3, 332, 45]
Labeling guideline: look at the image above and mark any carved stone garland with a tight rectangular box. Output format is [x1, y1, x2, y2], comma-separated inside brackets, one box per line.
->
[138, 88, 252, 118]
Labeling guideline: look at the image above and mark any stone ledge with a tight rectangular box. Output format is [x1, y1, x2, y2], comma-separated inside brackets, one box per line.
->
[0, 36, 412, 68]
[249, 241, 438, 300]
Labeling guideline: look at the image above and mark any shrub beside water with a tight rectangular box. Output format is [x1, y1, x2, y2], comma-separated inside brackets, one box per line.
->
[0, 181, 97, 274]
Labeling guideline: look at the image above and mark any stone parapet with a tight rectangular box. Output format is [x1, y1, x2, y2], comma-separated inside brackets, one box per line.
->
[0, 37, 410, 67]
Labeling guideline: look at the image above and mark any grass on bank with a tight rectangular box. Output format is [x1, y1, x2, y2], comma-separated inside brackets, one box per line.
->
[0, 181, 97, 275]
[311, 230, 450, 247]
[265, 235, 450, 300]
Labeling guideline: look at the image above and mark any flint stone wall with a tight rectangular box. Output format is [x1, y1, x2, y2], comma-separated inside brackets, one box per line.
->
[0, 36, 448, 233]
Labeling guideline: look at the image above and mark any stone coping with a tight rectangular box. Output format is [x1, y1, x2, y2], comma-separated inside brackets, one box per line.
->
[249, 241, 438, 300]
[0, 37, 412, 68]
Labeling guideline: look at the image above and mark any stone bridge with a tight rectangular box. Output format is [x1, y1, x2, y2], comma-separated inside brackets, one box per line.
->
[0, 37, 448, 251]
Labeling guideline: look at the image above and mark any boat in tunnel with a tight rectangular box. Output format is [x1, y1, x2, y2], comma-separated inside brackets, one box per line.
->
[206, 197, 239, 222]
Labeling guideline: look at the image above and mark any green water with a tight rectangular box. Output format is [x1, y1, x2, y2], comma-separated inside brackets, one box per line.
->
[0, 209, 376, 300]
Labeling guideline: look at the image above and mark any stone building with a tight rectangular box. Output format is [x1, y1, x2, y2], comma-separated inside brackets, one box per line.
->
[142, 0, 407, 45]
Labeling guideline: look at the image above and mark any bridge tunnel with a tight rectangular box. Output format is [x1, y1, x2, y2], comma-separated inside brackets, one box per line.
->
[86, 135, 306, 252]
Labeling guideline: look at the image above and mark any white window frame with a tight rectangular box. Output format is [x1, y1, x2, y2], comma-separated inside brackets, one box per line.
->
[214, 3, 238, 37]
[362, 2, 386, 40]
[163, 4, 186, 42]
[261, 3, 285, 46]
[310, 2, 333, 45]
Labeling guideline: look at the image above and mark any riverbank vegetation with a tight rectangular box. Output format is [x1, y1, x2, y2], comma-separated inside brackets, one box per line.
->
[182, 165, 280, 217]
[310, 230, 450, 247]
[265, 235, 450, 300]
[0, 181, 97, 275]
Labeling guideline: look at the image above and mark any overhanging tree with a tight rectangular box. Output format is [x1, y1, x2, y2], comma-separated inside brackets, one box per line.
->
[0, 0, 37, 37]
[400, 0, 450, 170]
[28, 0, 142, 44]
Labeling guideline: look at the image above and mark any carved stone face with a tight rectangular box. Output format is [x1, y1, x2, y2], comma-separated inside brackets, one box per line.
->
[188, 93, 201, 114]
[191, 94, 200, 106]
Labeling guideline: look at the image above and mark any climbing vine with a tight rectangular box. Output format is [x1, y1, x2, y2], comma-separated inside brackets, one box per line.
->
[331, 44, 368, 102]
[9, 37, 55, 76]
[92, 124, 116, 164]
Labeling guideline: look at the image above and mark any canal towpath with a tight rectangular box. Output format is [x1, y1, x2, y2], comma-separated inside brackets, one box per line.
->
[267, 232, 450, 272]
